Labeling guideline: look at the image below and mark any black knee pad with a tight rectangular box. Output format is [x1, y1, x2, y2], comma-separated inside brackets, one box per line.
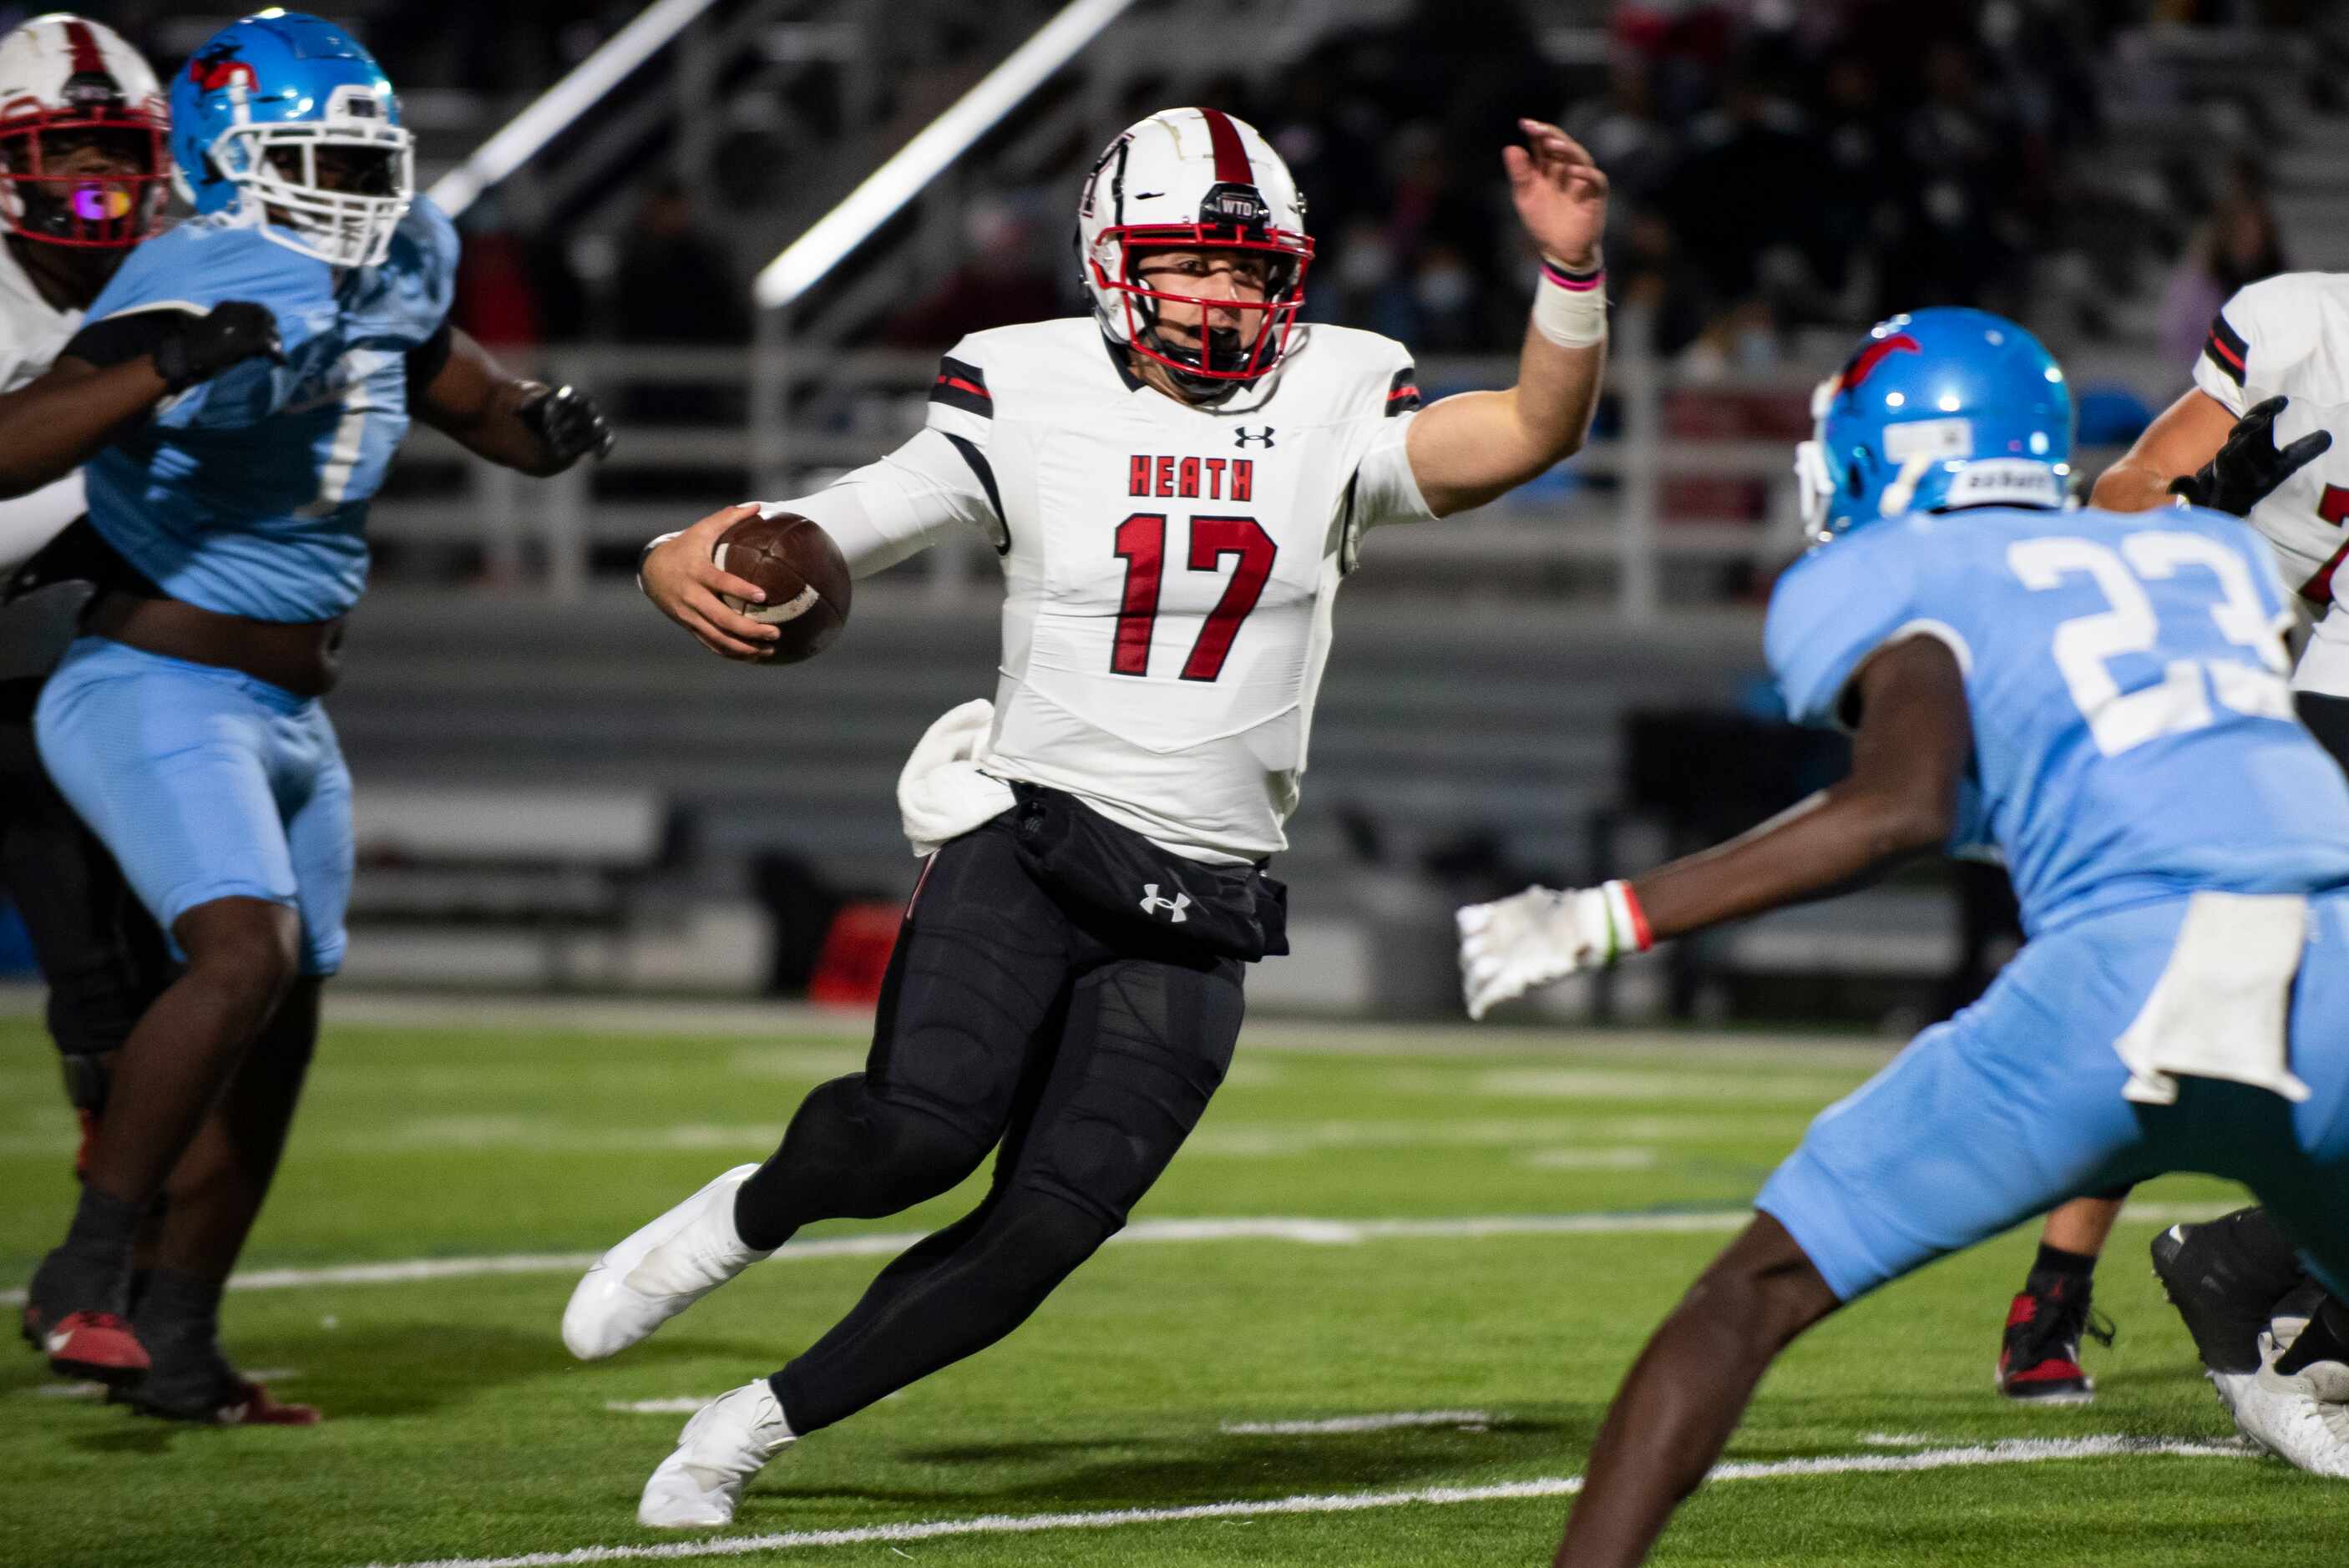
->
[1027, 1110, 1157, 1230]
[761, 1074, 995, 1223]
[992, 1180, 1121, 1275]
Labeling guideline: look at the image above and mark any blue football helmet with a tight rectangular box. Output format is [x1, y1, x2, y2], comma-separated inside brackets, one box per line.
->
[1795, 307, 2075, 540]
[170, 11, 412, 269]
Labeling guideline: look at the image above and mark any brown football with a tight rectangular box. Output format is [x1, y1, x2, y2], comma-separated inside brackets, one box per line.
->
[714, 511, 851, 664]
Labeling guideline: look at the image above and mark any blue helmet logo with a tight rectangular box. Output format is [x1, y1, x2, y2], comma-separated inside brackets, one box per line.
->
[170, 12, 413, 269]
[1795, 306, 2075, 540]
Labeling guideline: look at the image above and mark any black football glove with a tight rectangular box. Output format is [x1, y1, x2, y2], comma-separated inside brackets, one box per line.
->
[518, 383, 615, 469]
[151, 301, 283, 393]
[2168, 394, 2332, 517]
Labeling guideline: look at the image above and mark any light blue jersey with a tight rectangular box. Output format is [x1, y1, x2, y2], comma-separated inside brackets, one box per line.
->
[1767, 504, 2349, 934]
[1753, 503, 2349, 1302]
[77, 196, 458, 622]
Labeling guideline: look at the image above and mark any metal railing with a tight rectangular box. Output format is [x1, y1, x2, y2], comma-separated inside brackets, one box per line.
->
[372, 319, 2171, 617]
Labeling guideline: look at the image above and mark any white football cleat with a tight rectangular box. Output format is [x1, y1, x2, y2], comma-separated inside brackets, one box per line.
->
[563, 1164, 774, 1360]
[638, 1379, 796, 1528]
[2230, 1314, 2349, 1479]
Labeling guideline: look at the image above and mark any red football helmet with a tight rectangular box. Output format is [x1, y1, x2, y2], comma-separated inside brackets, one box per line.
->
[1078, 108, 1314, 395]
[0, 15, 168, 250]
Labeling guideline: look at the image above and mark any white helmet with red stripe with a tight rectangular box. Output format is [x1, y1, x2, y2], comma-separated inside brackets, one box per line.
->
[0, 13, 167, 249]
[1078, 107, 1314, 395]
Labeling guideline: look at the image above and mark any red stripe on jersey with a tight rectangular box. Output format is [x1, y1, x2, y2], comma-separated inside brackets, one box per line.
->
[62, 20, 111, 81]
[2206, 331, 2245, 372]
[936, 376, 990, 400]
[1387, 383, 1419, 402]
[1196, 107, 1253, 186]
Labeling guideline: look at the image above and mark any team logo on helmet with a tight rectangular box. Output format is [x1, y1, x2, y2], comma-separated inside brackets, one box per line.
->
[189, 45, 256, 95]
[1835, 333, 1921, 393]
[58, 73, 120, 109]
[1198, 180, 1269, 233]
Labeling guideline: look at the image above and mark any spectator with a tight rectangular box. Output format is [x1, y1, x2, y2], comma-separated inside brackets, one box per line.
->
[1652, 63, 1833, 313]
[2159, 157, 2289, 370]
[612, 181, 748, 427]
[883, 195, 1063, 347]
[613, 180, 749, 346]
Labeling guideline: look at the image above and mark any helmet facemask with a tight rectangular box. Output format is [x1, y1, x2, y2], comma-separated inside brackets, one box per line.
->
[212, 96, 413, 270]
[0, 119, 166, 250]
[1092, 221, 1312, 398]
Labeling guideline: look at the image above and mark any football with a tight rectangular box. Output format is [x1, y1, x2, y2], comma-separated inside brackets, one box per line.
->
[714, 510, 851, 663]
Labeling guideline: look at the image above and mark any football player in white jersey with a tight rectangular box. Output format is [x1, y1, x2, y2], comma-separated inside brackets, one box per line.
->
[1980, 272, 2349, 1470]
[0, 15, 314, 1426]
[569, 107, 1612, 1527]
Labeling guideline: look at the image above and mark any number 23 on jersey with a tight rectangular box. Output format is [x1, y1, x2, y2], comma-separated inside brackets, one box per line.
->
[2010, 529, 2293, 757]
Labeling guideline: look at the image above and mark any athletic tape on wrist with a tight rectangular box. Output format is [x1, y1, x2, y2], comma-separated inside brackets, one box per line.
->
[1600, 879, 1653, 958]
[1532, 255, 1607, 349]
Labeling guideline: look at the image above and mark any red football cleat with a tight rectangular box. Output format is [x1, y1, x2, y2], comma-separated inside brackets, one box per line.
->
[111, 1357, 325, 1426]
[33, 1308, 151, 1385]
[1995, 1277, 2114, 1405]
[193, 1378, 322, 1427]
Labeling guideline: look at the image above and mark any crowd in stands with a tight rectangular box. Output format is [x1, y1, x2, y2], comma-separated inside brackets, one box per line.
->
[853, 0, 2311, 384]
[53, 0, 2320, 387]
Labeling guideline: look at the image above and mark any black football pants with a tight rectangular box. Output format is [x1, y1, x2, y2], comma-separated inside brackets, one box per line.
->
[0, 685, 170, 1099]
[733, 821, 1246, 1434]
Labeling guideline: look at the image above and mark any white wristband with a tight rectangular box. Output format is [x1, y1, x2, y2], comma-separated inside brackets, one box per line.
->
[1531, 255, 1607, 349]
[1571, 878, 1650, 964]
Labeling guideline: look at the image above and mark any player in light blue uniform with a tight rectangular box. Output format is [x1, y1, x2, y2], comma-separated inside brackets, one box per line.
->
[8, 13, 612, 1404]
[1457, 309, 2349, 1563]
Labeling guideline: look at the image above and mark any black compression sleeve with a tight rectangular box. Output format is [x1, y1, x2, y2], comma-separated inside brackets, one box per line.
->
[62, 310, 186, 369]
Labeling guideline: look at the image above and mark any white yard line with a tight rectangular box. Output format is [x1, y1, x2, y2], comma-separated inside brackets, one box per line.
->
[353, 1434, 2251, 1568]
[1221, 1410, 1496, 1435]
[2, 1201, 2239, 1308]
[604, 1399, 716, 1415]
[0, 981, 1895, 1065]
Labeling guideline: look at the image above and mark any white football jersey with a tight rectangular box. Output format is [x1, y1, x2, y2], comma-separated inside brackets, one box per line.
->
[782, 317, 1435, 863]
[2191, 271, 2349, 601]
[0, 233, 89, 574]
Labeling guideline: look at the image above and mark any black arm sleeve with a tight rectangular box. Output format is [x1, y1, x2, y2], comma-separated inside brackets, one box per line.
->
[405, 320, 453, 392]
[61, 310, 187, 369]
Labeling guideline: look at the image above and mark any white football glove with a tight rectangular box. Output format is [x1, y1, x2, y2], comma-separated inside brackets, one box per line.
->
[1456, 881, 1646, 1021]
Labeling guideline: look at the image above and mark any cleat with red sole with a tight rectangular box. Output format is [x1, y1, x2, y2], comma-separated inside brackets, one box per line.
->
[1995, 1277, 2114, 1405]
[117, 1376, 321, 1427]
[33, 1309, 150, 1385]
[216, 1380, 321, 1427]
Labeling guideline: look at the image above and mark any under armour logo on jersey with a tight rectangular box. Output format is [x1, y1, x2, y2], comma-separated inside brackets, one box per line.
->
[1233, 427, 1275, 448]
[1139, 884, 1192, 923]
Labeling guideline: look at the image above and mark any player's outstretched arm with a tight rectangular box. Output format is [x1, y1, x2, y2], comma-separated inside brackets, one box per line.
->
[0, 303, 282, 498]
[2088, 387, 2291, 514]
[1460, 637, 1967, 1018]
[1401, 119, 1607, 518]
[413, 326, 615, 478]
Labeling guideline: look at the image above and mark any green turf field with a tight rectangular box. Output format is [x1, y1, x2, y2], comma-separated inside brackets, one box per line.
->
[1, 1005, 2337, 1567]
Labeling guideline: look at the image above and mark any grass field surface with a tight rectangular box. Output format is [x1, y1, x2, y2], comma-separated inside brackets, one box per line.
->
[2, 1003, 2337, 1567]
